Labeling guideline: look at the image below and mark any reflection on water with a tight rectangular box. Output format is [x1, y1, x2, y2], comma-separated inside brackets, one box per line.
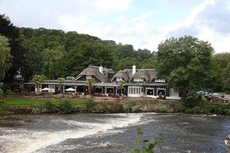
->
[0, 113, 229, 153]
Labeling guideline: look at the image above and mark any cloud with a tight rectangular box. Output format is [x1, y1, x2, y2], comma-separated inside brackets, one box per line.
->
[196, 0, 230, 35]
[1, 0, 230, 53]
[161, 0, 230, 53]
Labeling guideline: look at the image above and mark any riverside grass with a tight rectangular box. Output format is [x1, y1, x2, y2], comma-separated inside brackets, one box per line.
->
[3, 98, 87, 106]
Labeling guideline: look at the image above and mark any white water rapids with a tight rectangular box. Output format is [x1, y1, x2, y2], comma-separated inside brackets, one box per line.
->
[0, 113, 145, 153]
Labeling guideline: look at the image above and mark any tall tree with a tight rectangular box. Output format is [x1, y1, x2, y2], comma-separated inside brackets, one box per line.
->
[136, 49, 152, 62]
[117, 57, 139, 70]
[117, 80, 125, 96]
[157, 35, 216, 100]
[57, 77, 65, 93]
[32, 74, 46, 93]
[41, 46, 66, 79]
[0, 35, 13, 80]
[86, 78, 95, 96]
[0, 14, 29, 83]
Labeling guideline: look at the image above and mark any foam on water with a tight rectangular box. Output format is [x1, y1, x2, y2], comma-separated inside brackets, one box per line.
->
[0, 113, 144, 153]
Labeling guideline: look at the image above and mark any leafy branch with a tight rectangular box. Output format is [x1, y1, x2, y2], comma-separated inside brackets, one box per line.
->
[126, 127, 163, 153]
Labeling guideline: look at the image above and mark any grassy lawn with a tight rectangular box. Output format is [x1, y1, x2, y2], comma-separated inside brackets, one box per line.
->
[3, 98, 87, 106]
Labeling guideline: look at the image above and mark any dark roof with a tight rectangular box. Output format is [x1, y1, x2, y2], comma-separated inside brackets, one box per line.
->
[131, 70, 150, 82]
[111, 70, 130, 82]
[76, 65, 113, 83]
[111, 68, 157, 83]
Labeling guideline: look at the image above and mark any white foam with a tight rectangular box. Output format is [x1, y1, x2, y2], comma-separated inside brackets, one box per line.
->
[0, 113, 144, 153]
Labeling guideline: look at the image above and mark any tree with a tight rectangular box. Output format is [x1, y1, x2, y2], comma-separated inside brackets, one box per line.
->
[136, 49, 152, 62]
[0, 14, 29, 83]
[41, 46, 67, 79]
[32, 74, 46, 93]
[86, 78, 95, 96]
[117, 57, 139, 70]
[157, 35, 215, 100]
[117, 80, 125, 96]
[57, 77, 65, 93]
[0, 35, 13, 80]
[223, 63, 230, 92]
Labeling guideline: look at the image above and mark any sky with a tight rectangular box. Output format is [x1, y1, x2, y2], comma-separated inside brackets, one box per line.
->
[0, 0, 230, 53]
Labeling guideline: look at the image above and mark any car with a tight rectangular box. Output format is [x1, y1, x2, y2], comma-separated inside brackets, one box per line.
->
[207, 93, 229, 103]
[196, 91, 209, 97]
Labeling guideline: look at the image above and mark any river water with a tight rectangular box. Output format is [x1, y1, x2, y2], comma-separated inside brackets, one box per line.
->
[0, 113, 229, 153]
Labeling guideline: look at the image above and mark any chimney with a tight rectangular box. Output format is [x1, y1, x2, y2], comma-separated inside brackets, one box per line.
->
[132, 65, 136, 75]
[99, 65, 103, 74]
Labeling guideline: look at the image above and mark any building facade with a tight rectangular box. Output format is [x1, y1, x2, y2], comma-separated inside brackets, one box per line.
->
[25, 65, 180, 99]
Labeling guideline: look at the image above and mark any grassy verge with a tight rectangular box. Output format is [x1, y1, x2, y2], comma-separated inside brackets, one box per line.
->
[3, 98, 87, 106]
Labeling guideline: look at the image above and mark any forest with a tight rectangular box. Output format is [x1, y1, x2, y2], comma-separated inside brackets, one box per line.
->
[1, 14, 230, 94]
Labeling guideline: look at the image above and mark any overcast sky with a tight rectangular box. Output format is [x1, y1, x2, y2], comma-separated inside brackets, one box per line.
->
[0, 0, 230, 53]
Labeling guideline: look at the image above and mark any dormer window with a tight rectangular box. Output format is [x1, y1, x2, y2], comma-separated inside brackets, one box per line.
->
[86, 75, 92, 79]
[134, 78, 143, 82]
[155, 79, 165, 82]
[116, 77, 123, 81]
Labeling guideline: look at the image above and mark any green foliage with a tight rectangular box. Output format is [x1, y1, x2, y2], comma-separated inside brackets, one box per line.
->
[126, 127, 163, 153]
[56, 100, 72, 114]
[43, 100, 56, 112]
[117, 57, 139, 70]
[0, 88, 5, 113]
[0, 35, 13, 80]
[85, 98, 95, 109]
[203, 102, 230, 115]
[0, 99, 5, 113]
[0, 14, 29, 83]
[41, 46, 67, 79]
[186, 106, 201, 114]
[157, 35, 215, 99]
[159, 106, 167, 113]
[43, 100, 72, 114]
[172, 102, 185, 113]
[32, 74, 46, 93]
[0, 88, 4, 99]
[86, 78, 95, 95]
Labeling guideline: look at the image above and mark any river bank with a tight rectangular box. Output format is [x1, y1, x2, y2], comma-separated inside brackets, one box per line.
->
[2, 97, 230, 116]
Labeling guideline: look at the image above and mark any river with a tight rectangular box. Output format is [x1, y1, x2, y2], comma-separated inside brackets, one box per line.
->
[0, 113, 229, 153]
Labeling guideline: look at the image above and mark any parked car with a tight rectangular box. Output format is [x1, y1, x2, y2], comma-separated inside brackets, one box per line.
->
[207, 93, 228, 103]
[196, 91, 209, 98]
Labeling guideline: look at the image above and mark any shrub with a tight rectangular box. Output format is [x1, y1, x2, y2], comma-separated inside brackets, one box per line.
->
[112, 102, 124, 113]
[126, 127, 163, 153]
[43, 100, 56, 113]
[85, 98, 95, 109]
[173, 102, 185, 113]
[0, 88, 3, 99]
[159, 106, 167, 113]
[203, 102, 226, 114]
[192, 106, 201, 114]
[56, 100, 72, 114]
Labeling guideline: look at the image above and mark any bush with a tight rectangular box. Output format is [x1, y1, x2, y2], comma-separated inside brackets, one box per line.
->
[173, 102, 185, 113]
[56, 100, 72, 114]
[126, 127, 163, 153]
[0, 88, 3, 99]
[203, 102, 227, 114]
[85, 98, 95, 109]
[112, 102, 124, 113]
[159, 106, 167, 113]
[186, 106, 201, 114]
[43, 100, 56, 113]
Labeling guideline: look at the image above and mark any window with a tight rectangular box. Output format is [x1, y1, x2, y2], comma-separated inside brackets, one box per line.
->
[86, 75, 92, 79]
[134, 78, 143, 82]
[116, 77, 123, 81]
[128, 87, 143, 95]
[155, 79, 165, 82]
[170, 89, 179, 97]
